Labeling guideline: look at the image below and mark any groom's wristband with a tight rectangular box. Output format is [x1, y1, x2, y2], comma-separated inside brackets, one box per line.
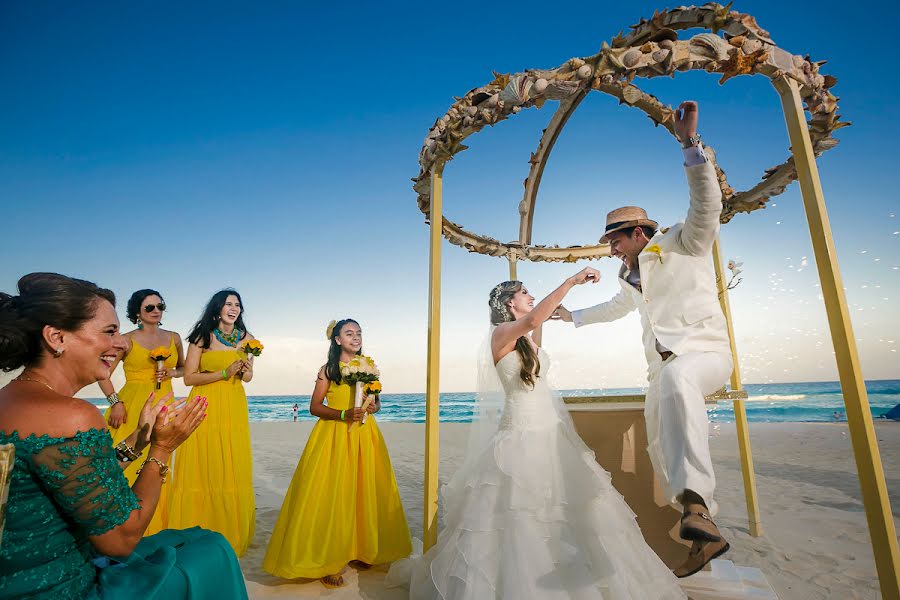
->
[681, 133, 701, 148]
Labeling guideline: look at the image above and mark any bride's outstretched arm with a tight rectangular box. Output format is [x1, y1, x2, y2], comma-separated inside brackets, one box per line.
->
[493, 267, 599, 356]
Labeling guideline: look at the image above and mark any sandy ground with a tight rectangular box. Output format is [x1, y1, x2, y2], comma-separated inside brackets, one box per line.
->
[239, 421, 899, 600]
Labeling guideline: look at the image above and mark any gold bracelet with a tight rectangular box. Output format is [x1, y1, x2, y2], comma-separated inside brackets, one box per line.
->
[136, 456, 170, 483]
[114, 441, 140, 463]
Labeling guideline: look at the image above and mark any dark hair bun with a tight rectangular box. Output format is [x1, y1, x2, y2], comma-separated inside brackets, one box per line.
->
[0, 273, 116, 371]
[0, 292, 34, 371]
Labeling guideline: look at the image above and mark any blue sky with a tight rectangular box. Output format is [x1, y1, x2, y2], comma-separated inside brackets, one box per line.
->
[2, 1, 897, 395]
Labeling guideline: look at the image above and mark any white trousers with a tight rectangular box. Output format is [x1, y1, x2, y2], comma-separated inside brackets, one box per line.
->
[644, 351, 733, 516]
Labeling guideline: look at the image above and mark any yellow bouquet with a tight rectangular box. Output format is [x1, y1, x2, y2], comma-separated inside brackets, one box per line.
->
[239, 339, 263, 379]
[342, 355, 380, 428]
[148, 346, 172, 390]
[241, 339, 264, 358]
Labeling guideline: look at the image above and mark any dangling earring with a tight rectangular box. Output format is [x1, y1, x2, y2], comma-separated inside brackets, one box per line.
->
[137, 317, 144, 330]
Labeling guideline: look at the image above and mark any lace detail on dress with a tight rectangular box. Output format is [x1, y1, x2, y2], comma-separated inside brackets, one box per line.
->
[0, 428, 139, 598]
[28, 429, 139, 536]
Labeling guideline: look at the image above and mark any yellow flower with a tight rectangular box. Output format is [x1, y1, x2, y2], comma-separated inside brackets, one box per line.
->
[148, 346, 172, 361]
[645, 244, 664, 263]
[367, 381, 382, 394]
[241, 339, 264, 357]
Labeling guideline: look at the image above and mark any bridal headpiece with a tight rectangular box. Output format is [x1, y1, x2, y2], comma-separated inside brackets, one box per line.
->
[488, 281, 520, 323]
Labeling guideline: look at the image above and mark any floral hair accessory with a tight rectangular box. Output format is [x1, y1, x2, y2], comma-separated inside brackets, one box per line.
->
[325, 319, 337, 340]
[489, 281, 519, 322]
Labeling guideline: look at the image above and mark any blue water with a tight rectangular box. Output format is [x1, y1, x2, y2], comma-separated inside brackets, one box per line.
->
[88, 380, 900, 424]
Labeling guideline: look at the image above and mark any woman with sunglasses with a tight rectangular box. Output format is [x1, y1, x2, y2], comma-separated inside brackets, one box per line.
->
[97, 288, 185, 535]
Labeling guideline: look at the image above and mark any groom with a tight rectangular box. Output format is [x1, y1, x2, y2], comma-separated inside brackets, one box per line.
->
[555, 101, 733, 577]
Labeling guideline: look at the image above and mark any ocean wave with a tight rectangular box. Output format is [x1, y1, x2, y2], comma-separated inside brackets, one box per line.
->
[747, 394, 807, 401]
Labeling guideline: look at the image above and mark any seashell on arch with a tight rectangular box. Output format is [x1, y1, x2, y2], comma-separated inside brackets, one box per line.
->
[499, 75, 533, 106]
[622, 49, 642, 68]
[689, 33, 731, 60]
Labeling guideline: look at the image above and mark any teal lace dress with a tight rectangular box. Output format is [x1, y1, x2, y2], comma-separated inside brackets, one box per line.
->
[0, 428, 248, 599]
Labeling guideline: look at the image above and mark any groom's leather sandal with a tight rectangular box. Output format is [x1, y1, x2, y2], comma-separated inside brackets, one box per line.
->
[673, 538, 730, 578]
[679, 503, 723, 542]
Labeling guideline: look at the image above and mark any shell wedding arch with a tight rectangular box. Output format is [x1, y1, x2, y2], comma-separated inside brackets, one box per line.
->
[414, 3, 847, 263]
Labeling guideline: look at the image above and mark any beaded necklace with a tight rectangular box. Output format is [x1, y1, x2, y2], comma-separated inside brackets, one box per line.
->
[213, 327, 242, 348]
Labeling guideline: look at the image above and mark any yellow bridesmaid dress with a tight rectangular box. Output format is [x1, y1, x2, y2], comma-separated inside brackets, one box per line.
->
[167, 349, 255, 556]
[263, 378, 412, 579]
[105, 336, 177, 535]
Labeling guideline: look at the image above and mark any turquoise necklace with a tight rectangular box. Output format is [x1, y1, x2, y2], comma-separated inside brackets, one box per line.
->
[214, 327, 241, 348]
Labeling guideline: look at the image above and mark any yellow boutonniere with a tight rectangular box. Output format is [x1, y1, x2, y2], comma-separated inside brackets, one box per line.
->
[646, 244, 663, 263]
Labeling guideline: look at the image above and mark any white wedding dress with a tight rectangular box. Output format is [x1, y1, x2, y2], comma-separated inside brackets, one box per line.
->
[390, 347, 687, 599]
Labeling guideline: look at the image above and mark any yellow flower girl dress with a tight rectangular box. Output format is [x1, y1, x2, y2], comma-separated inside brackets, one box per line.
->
[263, 360, 411, 579]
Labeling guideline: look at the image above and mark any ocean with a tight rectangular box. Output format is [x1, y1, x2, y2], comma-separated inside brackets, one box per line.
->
[89, 380, 900, 424]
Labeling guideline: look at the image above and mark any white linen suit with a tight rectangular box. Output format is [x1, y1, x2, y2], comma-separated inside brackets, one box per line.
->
[572, 156, 733, 514]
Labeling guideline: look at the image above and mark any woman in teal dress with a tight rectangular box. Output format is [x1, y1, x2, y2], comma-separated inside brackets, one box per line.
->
[0, 273, 248, 599]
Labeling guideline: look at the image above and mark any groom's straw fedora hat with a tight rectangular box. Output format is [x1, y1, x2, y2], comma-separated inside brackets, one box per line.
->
[599, 206, 659, 244]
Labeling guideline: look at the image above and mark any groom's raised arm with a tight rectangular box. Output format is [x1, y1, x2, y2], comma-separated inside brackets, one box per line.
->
[674, 101, 722, 257]
[677, 157, 721, 257]
[570, 287, 636, 328]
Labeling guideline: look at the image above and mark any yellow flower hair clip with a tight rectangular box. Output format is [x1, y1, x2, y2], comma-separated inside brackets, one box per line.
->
[325, 319, 337, 340]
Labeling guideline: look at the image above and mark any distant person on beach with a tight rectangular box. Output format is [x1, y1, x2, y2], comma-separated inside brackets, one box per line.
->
[554, 101, 733, 577]
[167, 290, 256, 557]
[96, 288, 185, 535]
[292, 402, 298, 421]
[263, 318, 411, 589]
[0, 273, 247, 599]
[388, 272, 686, 599]
[833, 411, 844, 421]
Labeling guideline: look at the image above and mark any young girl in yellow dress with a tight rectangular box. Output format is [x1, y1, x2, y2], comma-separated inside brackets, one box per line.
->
[263, 318, 412, 588]
[167, 289, 256, 556]
[98, 288, 183, 535]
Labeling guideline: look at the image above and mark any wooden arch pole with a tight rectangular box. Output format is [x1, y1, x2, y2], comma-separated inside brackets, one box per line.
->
[774, 75, 900, 598]
[423, 165, 444, 551]
[712, 236, 763, 537]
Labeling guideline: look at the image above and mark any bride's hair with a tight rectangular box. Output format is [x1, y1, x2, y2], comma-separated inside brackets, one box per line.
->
[325, 318, 362, 383]
[489, 281, 540, 388]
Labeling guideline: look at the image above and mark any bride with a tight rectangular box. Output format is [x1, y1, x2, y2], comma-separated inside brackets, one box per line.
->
[390, 268, 686, 599]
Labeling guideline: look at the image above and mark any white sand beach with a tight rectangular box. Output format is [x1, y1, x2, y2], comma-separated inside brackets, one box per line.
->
[241, 421, 899, 600]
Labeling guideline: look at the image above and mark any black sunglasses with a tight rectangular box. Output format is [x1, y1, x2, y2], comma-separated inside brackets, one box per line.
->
[143, 303, 167, 313]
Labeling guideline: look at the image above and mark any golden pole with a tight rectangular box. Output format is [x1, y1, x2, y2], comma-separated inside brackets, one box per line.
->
[712, 236, 763, 537]
[423, 166, 444, 551]
[508, 251, 518, 280]
[774, 75, 900, 598]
